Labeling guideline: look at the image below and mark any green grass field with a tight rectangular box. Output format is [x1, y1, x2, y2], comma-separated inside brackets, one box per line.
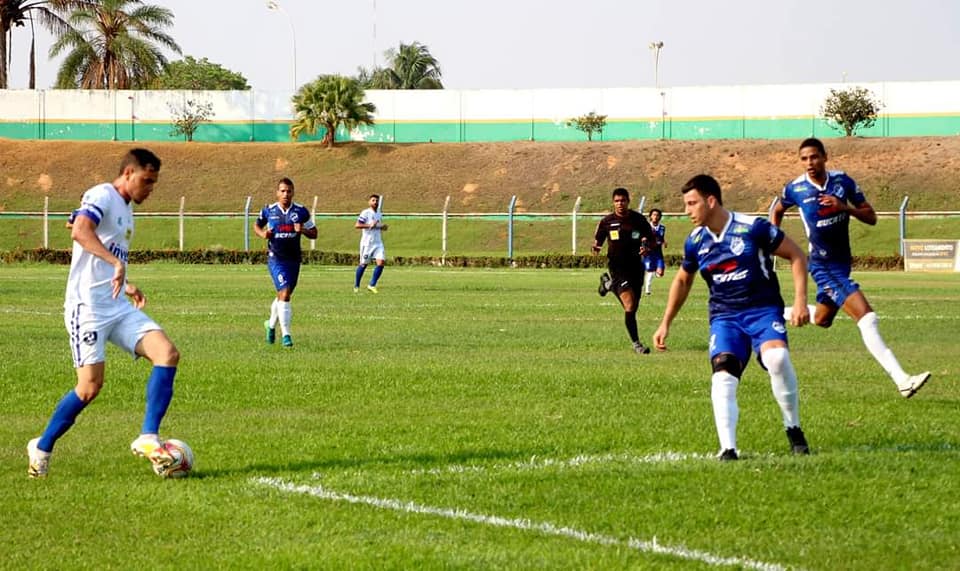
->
[1, 265, 957, 570]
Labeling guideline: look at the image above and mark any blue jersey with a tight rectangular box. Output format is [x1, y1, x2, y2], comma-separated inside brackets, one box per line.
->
[256, 202, 313, 261]
[779, 171, 866, 264]
[681, 212, 785, 319]
[647, 223, 666, 258]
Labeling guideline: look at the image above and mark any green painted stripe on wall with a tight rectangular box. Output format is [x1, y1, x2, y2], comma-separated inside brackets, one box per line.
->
[3, 116, 959, 143]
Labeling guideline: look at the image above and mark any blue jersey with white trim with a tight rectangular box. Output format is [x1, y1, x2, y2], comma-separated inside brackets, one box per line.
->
[256, 202, 313, 261]
[681, 212, 785, 318]
[779, 170, 866, 264]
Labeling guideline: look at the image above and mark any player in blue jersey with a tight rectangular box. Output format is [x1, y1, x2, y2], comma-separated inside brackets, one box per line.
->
[255, 177, 318, 348]
[653, 174, 811, 461]
[28, 149, 181, 478]
[771, 138, 930, 398]
[593, 187, 656, 354]
[642, 208, 667, 296]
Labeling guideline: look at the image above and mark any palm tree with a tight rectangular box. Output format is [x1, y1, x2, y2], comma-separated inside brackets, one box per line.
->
[370, 41, 443, 89]
[49, 0, 180, 89]
[0, 0, 91, 89]
[290, 75, 376, 147]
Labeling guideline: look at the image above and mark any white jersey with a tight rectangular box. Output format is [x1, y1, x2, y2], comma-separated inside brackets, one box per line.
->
[64, 183, 135, 315]
[357, 207, 384, 248]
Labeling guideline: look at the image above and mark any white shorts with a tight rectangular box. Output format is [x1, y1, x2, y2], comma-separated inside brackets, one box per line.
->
[359, 243, 385, 265]
[64, 303, 162, 367]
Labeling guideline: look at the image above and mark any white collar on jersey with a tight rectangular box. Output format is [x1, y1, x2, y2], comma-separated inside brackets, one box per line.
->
[703, 211, 733, 243]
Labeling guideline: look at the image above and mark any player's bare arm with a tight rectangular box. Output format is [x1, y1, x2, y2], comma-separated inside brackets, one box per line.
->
[772, 235, 810, 327]
[70, 214, 126, 299]
[653, 267, 695, 351]
[253, 223, 273, 240]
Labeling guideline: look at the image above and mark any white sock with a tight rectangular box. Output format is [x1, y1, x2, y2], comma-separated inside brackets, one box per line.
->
[711, 372, 739, 451]
[857, 312, 908, 385]
[762, 347, 800, 428]
[644, 271, 654, 292]
[269, 298, 279, 328]
[278, 301, 292, 336]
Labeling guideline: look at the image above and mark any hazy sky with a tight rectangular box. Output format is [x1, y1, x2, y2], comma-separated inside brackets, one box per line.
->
[6, 0, 960, 91]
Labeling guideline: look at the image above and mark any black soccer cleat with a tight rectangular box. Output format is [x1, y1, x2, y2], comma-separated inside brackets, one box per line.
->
[717, 448, 739, 462]
[786, 426, 810, 455]
[598, 272, 612, 297]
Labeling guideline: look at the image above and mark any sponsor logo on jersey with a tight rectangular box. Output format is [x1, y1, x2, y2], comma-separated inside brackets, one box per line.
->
[712, 269, 749, 283]
[108, 242, 129, 263]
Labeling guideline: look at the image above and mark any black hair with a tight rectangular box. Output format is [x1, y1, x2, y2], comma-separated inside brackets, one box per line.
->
[611, 187, 630, 200]
[369, 194, 380, 200]
[649, 208, 662, 217]
[681, 174, 723, 206]
[799, 137, 826, 155]
[278, 177, 295, 190]
[118, 148, 161, 174]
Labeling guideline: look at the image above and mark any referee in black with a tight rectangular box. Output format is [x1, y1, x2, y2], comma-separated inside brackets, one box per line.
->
[593, 187, 656, 354]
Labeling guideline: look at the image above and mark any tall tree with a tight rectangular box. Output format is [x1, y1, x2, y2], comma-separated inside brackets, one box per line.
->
[150, 56, 249, 90]
[362, 41, 443, 89]
[0, 0, 90, 89]
[290, 74, 376, 147]
[49, 0, 181, 89]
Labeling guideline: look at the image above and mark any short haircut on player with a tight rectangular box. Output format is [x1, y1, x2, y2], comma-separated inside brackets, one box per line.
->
[799, 137, 826, 156]
[278, 177, 294, 189]
[649, 208, 662, 217]
[611, 187, 630, 200]
[681, 174, 723, 206]
[369, 194, 380, 200]
[118, 148, 161, 174]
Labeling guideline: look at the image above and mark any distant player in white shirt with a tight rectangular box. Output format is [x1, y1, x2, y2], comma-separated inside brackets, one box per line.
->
[353, 194, 388, 293]
[27, 149, 181, 478]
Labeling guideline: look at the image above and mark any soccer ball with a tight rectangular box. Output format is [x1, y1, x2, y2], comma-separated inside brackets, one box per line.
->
[153, 438, 195, 479]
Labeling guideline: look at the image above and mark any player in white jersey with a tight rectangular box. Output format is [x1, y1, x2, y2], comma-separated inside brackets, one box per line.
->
[27, 149, 181, 478]
[353, 194, 388, 293]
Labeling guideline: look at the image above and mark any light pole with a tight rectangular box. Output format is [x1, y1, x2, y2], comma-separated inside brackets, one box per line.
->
[372, 0, 377, 68]
[649, 41, 666, 139]
[648, 41, 664, 90]
[267, 0, 297, 91]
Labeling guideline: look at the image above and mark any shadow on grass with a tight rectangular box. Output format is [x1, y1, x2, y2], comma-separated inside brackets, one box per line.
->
[191, 446, 547, 479]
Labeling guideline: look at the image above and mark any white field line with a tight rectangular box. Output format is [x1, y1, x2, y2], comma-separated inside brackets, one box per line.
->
[253, 476, 793, 571]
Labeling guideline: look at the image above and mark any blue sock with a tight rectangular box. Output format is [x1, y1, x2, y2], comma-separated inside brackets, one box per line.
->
[141, 366, 176, 434]
[370, 265, 384, 286]
[354, 265, 366, 288]
[38, 390, 87, 452]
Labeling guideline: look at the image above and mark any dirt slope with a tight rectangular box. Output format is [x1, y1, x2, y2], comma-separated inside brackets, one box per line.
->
[2, 137, 958, 214]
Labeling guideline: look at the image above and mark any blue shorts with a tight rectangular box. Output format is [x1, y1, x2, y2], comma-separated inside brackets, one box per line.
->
[643, 254, 665, 273]
[809, 261, 859, 307]
[709, 306, 788, 366]
[268, 256, 300, 292]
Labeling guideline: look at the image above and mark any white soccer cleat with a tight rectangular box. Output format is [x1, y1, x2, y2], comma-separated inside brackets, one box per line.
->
[898, 372, 932, 399]
[131, 434, 175, 469]
[27, 437, 50, 478]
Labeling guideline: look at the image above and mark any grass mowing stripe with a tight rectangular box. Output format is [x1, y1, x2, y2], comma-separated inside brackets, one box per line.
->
[254, 477, 793, 571]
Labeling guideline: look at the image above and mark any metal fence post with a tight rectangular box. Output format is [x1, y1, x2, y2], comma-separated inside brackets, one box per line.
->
[310, 195, 318, 250]
[571, 196, 582, 255]
[178, 196, 186, 251]
[638, 195, 647, 215]
[243, 196, 253, 251]
[899, 196, 910, 257]
[441, 195, 451, 265]
[507, 195, 517, 260]
[43, 196, 49, 249]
